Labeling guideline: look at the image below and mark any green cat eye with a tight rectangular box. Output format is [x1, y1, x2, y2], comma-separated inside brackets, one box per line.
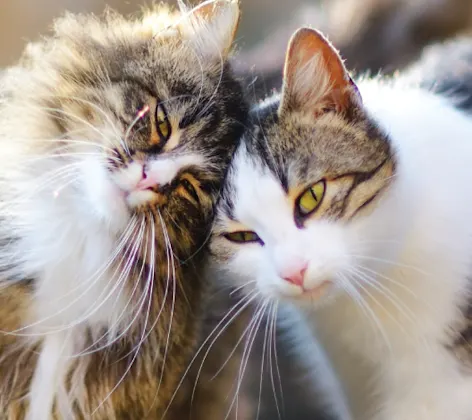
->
[224, 231, 261, 244]
[296, 180, 326, 216]
[155, 102, 171, 142]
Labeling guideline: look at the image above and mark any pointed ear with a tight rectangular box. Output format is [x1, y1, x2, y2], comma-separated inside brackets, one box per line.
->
[179, 0, 240, 59]
[279, 27, 362, 117]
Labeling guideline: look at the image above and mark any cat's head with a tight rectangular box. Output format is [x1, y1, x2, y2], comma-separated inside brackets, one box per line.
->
[211, 28, 397, 306]
[3, 0, 247, 260]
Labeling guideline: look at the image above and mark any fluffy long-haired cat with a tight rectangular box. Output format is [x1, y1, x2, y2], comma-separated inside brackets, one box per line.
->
[211, 27, 472, 420]
[0, 1, 248, 418]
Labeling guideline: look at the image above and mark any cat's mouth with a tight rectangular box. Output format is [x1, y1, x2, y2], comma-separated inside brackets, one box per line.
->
[125, 189, 166, 209]
[294, 279, 334, 302]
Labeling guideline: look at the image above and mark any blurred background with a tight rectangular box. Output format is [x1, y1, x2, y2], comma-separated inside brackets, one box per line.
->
[2, 0, 472, 96]
[2, 0, 472, 419]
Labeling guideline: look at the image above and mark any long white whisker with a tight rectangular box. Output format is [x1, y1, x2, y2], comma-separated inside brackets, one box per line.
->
[227, 299, 269, 420]
[338, 273, 393, 354]
[268, 302, 283, 419]
[161, 291, 260, 419]
[156, 209, 176, 399]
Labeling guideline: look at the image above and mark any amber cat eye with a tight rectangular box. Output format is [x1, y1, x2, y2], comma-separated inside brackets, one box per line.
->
[155, 102, 171, 143]
[296, 180, 326, 217]
[224, 231, 261, 244]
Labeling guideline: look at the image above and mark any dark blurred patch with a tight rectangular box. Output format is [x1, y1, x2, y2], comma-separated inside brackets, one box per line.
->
[235, 0, 472, 99]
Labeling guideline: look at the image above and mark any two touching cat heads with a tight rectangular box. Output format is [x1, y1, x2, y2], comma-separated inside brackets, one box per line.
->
[4, 0, 396, 308]
[211, 28, 396, 306]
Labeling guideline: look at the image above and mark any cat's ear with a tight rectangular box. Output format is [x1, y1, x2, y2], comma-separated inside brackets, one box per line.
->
[180, 0, 240, 59]
[279, 27, 362, 117]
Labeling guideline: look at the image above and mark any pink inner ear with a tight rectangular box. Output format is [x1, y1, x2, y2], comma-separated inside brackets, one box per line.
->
[281, 27, 361, 116]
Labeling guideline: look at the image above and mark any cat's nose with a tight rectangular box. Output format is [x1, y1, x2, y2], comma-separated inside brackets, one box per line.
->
[135, 164, 158, 190]
[280, 262, 308, 287]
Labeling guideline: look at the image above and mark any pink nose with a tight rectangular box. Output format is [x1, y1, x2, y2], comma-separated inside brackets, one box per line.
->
[136, 177, 158, 191]
[280, 263, 308, 287]
[136, 165, 158, 191]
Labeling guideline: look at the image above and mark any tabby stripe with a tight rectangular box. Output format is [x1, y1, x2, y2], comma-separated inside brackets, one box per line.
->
[349, 184, 389, 220]
[337, 158, 389, 219]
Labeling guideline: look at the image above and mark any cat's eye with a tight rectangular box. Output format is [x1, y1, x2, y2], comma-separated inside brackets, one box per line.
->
[155, 102, 171, 143]
[181, 178, 200, 203]
[296, 180, 326, 217]
[224, 231, 261, 244]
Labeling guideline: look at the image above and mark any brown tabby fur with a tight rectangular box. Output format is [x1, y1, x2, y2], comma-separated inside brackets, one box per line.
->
[0, 1, 248, 418]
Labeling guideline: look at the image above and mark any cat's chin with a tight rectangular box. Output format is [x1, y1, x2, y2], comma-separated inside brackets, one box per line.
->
[277, 279, 342, 309]
[125, 190, 159, 208]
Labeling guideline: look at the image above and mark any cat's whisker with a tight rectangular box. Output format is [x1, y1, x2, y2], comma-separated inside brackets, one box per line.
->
[0, 215, 138, 309]
[3, 93, 118, 146]
[196, 32, 225, 121]
[353, 238, 402, 245]
[193, 47, 206, 117]
[229, 280, 258, 297]
[1, 217, 140, 339]
[14, 103, 116, 147]
[345, 269, 435, 358]
[91, 221, 151, 414]
[256, 302, 273, 420]
[4, 161, 83, 196]
[349, 254, 428, 275]
[227, 299, 269, 420]
[162, 291, 260, 419]
[10, 129, 117, 152]
[119, 215, 159, 360]
[346, 267, 429, 350]
[136, 219, 156, 354]
[76, 218, 148, 356]
[268, 302, 283, 419]
[348, 266, 419, 321]
[348, 283, 395, 354]
[339, 273, 393, 353]
[0, 165, 83, 211]
[353, 263, 426, 303]
[131, 216, 175, 364]
[166, 196, 218, 264]
[51, 176, 80, 197]
[99, 230, 149, 352]
[123, 112, 145, 155]
[156, 209, 177, 399]
[57, 95, 122, 142]
[98, 223, 157, 408]
[18, 152, 118, 164]
[61, 216, 139, 303]
[207, 299, 259, 382]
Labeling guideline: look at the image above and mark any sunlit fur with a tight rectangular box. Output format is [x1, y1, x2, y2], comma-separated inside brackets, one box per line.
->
[212, 29, 472, 420]
[0, 1, 248, 418]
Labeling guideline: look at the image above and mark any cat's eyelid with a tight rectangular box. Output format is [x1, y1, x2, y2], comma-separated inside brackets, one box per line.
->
[218, 220, 251, 235]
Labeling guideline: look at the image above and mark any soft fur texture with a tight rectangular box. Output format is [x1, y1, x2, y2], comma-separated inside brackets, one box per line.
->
[211, 29, 472, 420]
[0, 1, 248, 418]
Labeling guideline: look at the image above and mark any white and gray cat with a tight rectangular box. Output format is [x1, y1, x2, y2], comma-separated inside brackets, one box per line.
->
[211, 27, 472, 420]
